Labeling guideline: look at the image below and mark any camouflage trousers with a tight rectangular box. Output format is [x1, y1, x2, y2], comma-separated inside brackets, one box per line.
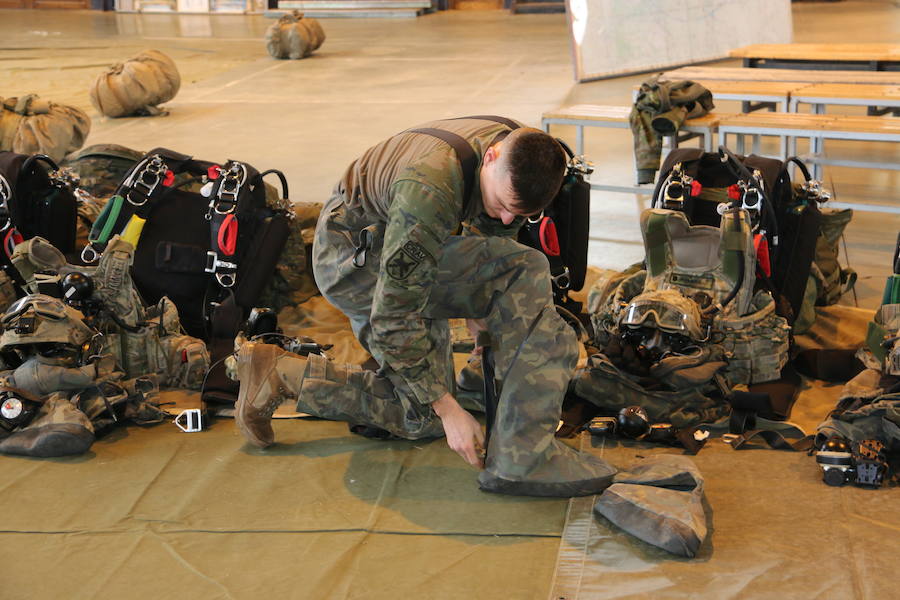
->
[289, 194, 616, 496]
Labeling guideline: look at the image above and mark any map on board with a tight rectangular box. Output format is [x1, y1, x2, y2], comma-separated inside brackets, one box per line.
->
[567, 0, 793, 81]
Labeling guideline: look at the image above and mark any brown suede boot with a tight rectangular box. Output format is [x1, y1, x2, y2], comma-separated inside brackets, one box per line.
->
[234, 342, 299, 448]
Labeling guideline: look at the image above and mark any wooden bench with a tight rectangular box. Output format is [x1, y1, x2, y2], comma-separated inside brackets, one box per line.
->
[717, 112, 900, 213]
[664, 66, 900, 86]
[540, 105, 729, 194]
[541, 104, 725, 154]
[729, 43, 900, 70]
[789, 83, 900, 116]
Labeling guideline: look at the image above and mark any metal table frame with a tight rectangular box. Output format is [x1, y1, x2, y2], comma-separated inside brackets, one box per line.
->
[718, 122, 900, 214]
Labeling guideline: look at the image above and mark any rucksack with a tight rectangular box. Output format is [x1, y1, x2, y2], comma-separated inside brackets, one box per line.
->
[0, 151, 78, 286]
[80, 147, 291, 339]
[651, 147, 823, 324]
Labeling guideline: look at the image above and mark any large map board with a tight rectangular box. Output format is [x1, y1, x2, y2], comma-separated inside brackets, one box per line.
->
[567, 0, 793, 82]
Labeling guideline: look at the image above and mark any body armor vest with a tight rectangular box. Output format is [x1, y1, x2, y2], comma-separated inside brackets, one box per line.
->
[640, 208, 756, 317]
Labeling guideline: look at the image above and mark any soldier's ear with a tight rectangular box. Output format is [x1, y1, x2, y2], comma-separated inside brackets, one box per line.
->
[483, 144, 501, 167]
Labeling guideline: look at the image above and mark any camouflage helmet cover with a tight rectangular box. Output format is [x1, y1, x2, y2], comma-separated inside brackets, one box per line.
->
[0, 294, 96, 350]
[618, 288, 704, 341]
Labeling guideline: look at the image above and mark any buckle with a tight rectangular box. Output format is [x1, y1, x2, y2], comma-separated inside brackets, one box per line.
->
[205, 251, 237, 274]
[551, 267, 571, 290]
[205, 251, 237, 288]
[174, 408, 203, 433]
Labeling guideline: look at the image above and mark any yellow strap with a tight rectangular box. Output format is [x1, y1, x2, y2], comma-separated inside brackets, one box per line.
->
[120, 215, 146, 248]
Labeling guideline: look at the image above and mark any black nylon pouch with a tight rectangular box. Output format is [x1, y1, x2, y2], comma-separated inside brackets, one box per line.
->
[155, 241, 208, 274]
[134, 186, 212, 336]
[552, 171, 590, 292]
[233, 214, 290, 308]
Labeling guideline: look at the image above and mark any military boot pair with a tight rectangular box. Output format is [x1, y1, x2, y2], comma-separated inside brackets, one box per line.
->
[233, 342, 307, 448]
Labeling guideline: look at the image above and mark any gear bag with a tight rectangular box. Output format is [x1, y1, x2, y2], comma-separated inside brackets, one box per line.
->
[517, 139, 592, 307]
[0, 152, 78, 282]
[79, 147, 291, 339]
[651, 148, 822, 324]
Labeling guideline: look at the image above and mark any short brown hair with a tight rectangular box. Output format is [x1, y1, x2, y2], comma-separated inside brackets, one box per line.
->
[502, 129, 567, 213]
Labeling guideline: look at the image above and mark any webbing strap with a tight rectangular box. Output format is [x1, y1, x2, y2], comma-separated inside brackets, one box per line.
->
[89, 194, 125, 245]
[410, 116, 522, 215]
[729, 430, 814, 452]
[644, 212, 671, 277]
[409, 127, 479, 215]
[453, 114, 521, 129]
[480, 331, 498, 452]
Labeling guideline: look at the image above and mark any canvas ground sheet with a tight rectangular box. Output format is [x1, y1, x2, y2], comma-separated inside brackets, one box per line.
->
[1, 298, 897, 599]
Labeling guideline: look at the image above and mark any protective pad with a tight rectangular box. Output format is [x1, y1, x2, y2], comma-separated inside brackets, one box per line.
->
[594, 455, 706, 557]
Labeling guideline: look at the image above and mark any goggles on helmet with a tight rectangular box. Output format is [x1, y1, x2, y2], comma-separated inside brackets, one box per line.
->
[619, 299, 702, 340]
[2, 296, 68, 326]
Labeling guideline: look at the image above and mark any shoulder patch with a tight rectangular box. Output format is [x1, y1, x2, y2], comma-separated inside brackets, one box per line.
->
[386, 241, 431, 280]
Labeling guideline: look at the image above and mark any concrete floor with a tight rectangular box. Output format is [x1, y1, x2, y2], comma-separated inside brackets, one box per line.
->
[1, 2, 898, 310]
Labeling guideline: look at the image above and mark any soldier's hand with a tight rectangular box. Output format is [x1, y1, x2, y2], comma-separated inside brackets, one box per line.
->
[433, 392, 485, 468]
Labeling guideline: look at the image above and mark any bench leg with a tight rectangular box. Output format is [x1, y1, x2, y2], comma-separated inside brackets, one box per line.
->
[752, 134, 761, 155]
[576, 126, 584, 156]
[811, 104, 825, 161]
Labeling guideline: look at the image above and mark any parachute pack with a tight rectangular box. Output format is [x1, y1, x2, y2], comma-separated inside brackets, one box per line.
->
[0, 152, 78, 287]
[652, 147, 828, 324]
[80, 147, 292, 339]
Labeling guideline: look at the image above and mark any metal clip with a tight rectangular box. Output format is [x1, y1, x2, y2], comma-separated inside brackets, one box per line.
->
[80, 245, 100, 264]
[124, 155, 166, 206]
[213, 162, 246, 216]
[205, 251, 237, 287]
[0, 173, 12, 208]
[352, 227, 374, 268]
[570, 155, 594, 176]
[205, 251, 237, 274]
[551, 266, 571, 290]
[174, 409, 202, 432]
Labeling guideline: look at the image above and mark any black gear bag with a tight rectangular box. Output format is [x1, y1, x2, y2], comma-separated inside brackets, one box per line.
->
[0, 151, 78, 284]
[80, 147, 291, 339]
[516, 139, 592, 308]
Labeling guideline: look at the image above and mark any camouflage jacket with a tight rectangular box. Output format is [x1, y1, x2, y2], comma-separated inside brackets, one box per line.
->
[629, 76, 714, 184]
[335, 117, 525, 405]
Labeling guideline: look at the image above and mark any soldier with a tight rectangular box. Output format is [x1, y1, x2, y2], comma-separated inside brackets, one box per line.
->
[234, 116, 617, 497]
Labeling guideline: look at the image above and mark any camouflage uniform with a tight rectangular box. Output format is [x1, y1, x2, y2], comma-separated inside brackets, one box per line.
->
[59, 143, 144, 200]
[282, 117, 616, 496]
[629, 76, 714, 184]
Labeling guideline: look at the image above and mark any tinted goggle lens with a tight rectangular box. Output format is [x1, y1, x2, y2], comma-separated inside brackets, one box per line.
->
[620, 301, 699, 338]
